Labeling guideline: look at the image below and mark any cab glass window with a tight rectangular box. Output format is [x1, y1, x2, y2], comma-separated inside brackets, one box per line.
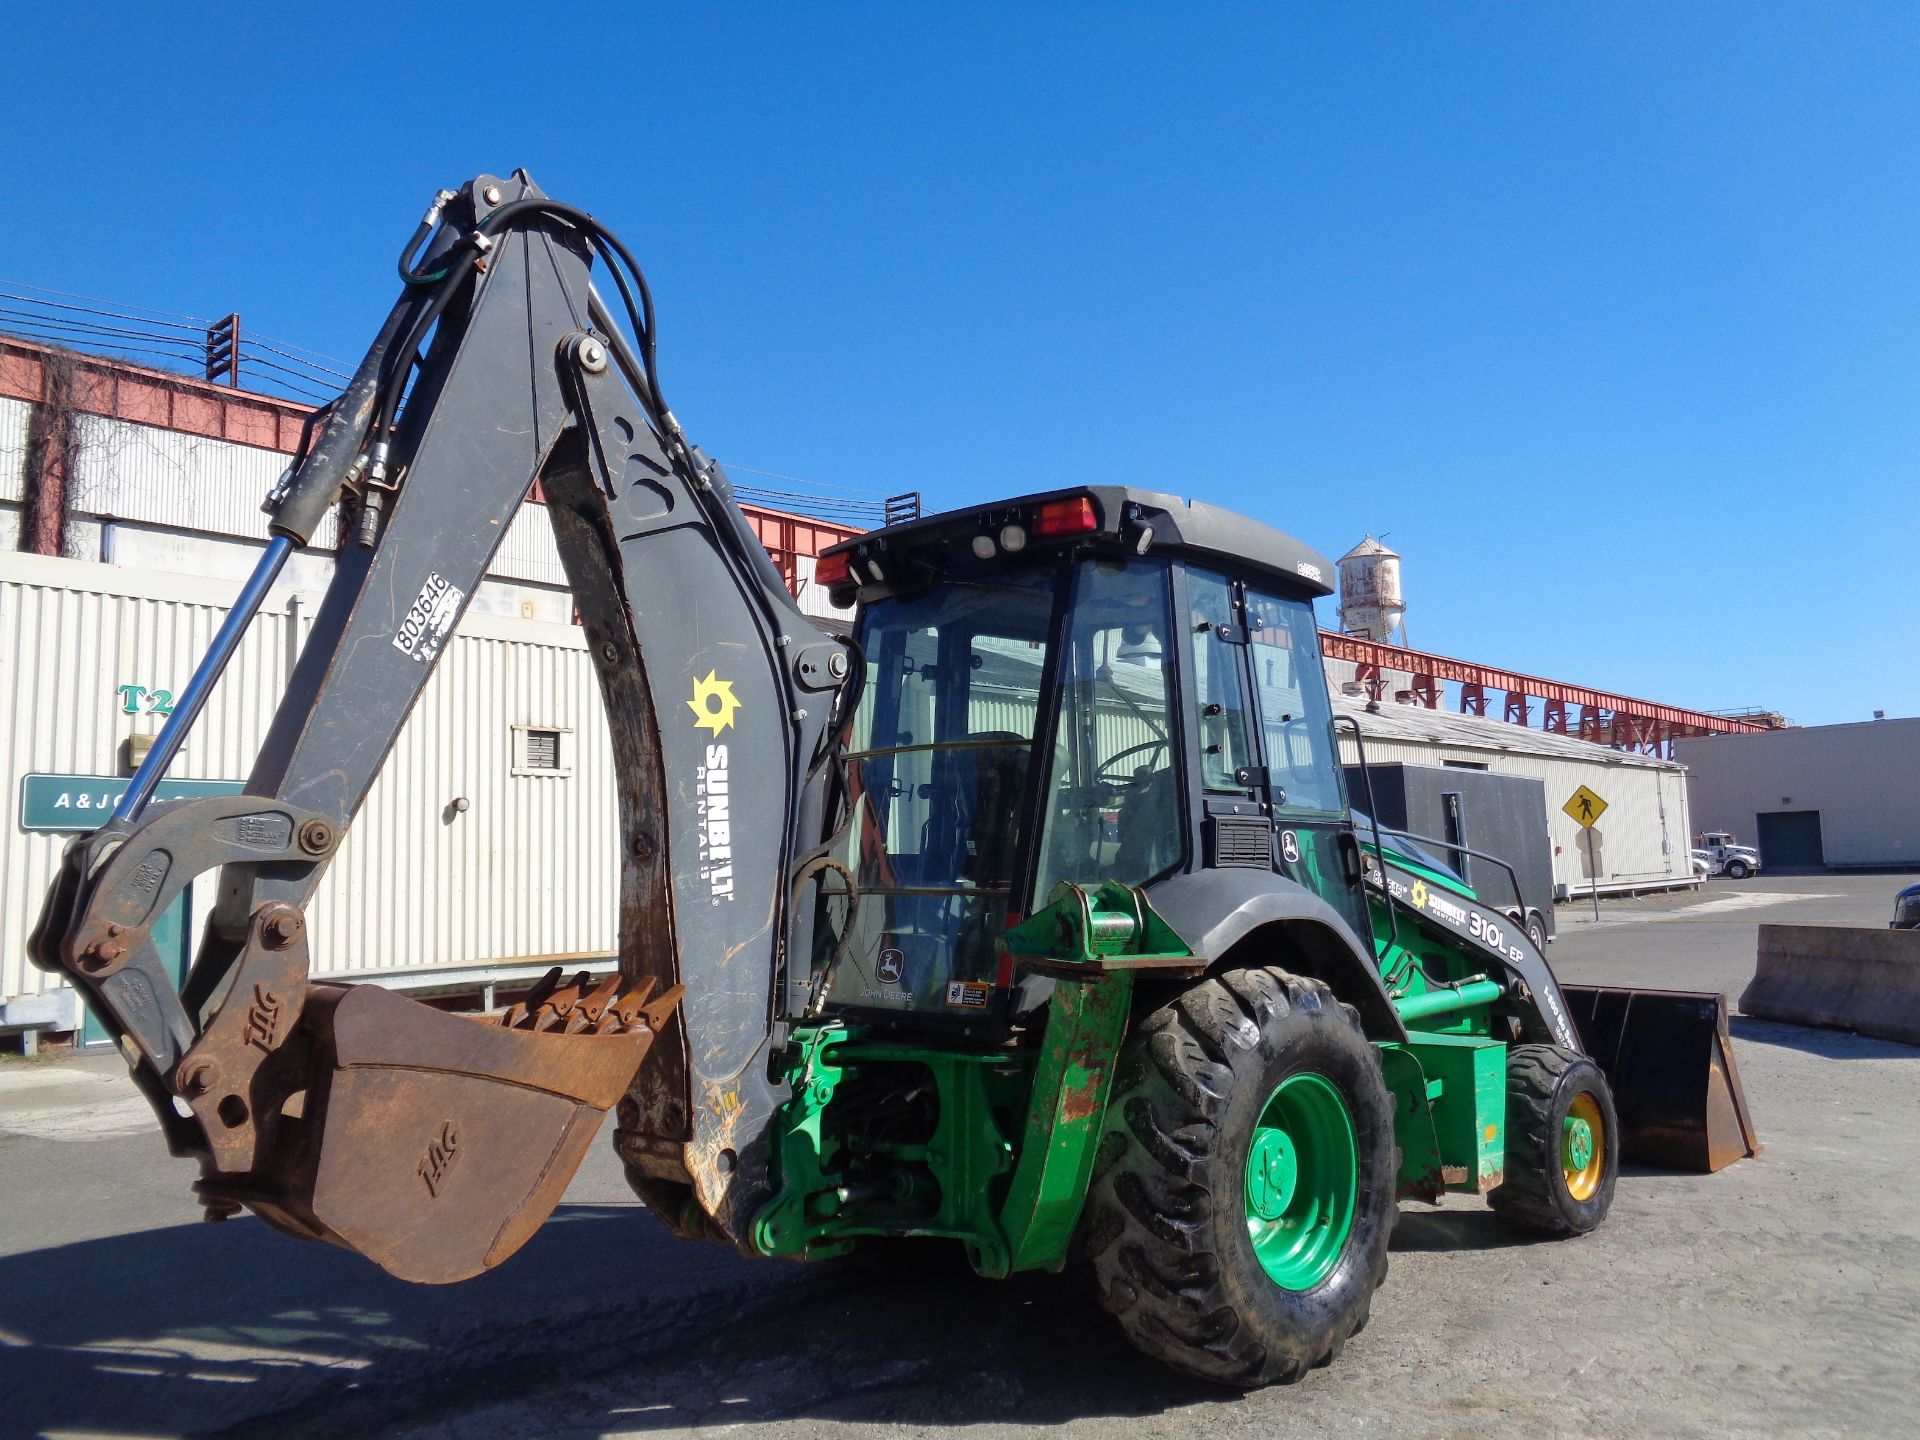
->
[1247, 586, 1342, 814]
[1037, 558, 1180, 895]
[831, 567, 1059, 1015]
[1186, 569, 1254, 792]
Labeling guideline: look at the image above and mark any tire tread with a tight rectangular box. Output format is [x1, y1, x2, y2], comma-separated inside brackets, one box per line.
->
[1087, 968, 1394, 1387]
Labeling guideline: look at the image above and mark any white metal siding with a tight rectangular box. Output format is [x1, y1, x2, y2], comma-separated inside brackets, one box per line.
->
[9, 398, 578, 587]
[0, 552, 619, 1013]
[0, 396, 28, 502]
[313, 609, 618, 977]
[68, 411, 313, 544]
[1336, 703, 1693, 895]
[490, 504, 570, 588]
[1675, 721, 1920, 868]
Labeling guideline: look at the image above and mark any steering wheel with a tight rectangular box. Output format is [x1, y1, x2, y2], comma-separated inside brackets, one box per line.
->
[1093, 738, 1169, 792]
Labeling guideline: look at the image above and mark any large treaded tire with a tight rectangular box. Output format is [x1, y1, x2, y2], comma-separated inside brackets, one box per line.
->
[1488, 1044, 1618, 1236]
[1083, 968, 1397, 1388]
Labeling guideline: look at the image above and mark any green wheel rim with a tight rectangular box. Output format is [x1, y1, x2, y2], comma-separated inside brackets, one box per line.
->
[1244, 1072, 1358, 1291]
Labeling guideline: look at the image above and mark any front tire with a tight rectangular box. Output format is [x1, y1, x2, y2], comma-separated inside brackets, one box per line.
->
[1084, 968, 1396, 1388]
[1489, 1045, 1618, 1236]
[1726, 859, 1752, 879]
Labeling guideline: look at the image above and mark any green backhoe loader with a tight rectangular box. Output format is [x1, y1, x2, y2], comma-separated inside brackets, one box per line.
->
[32, 172, 1758, 1389]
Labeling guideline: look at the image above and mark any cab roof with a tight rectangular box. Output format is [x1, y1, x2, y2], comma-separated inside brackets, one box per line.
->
[822, 486, 1336, 599]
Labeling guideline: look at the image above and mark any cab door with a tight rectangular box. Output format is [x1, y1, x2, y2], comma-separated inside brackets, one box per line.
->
[1244, 584, 1374, 948]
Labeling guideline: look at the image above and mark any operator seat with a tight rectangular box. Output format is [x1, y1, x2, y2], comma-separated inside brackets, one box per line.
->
[1113, 761, 1180, 882]
[959, 730, 1031, 883]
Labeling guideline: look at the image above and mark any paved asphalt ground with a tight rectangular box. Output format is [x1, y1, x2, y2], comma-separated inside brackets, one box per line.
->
[3, 872, 1916, 1440]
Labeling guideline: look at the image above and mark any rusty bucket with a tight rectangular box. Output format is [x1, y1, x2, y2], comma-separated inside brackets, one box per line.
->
[1562, 984, 1760, 1173]
[202, 972, 680, 1284]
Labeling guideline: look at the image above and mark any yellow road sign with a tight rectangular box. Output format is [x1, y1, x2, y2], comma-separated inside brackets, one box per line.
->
[1563, 784, 1609, 828]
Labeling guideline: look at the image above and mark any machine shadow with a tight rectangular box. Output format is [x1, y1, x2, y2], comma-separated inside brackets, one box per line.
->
[0, 1205, 1218, 1439]
[1388, 1204, 1549, 1253]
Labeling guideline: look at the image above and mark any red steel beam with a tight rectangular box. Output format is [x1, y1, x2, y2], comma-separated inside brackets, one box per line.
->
[1320, 630, 1769, 736]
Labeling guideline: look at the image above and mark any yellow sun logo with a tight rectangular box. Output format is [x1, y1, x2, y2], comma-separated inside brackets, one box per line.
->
[687, 670, 742, 735]
[1410, 880, 1429, 910]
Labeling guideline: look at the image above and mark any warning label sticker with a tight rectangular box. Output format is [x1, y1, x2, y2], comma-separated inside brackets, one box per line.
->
[943, 980, 991, 1010]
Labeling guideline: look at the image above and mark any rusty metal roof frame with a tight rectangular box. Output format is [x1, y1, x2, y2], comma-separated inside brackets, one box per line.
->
[1322, 631, 1773, 759]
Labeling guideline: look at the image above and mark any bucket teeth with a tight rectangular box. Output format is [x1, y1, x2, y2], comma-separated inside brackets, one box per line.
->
[570, 975, 625, 1033]
[604, 976, 659, 1031]
[639, 983, 684, 1034]
[482, 974, 677, 1037]
[530, 971, 594, 1032]
[500, 965, 565, 1029]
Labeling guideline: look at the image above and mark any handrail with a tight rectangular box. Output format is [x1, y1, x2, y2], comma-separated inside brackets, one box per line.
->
[1333, 715, 1397, 954]
[1368, 824, 1530, 916]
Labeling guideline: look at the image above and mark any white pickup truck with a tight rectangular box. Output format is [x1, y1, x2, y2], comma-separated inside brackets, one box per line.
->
[1695, 831, 1763, 879]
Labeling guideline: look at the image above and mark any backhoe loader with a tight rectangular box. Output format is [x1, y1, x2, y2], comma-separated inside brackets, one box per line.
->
[29, 172, 1758, 1388]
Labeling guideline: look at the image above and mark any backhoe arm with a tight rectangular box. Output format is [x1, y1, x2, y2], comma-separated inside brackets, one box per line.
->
[28, 172, 856, 1279]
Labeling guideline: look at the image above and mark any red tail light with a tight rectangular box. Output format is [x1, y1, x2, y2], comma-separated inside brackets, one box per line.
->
[1031, 495, 1098, 539]
[815, 550, 852, 586]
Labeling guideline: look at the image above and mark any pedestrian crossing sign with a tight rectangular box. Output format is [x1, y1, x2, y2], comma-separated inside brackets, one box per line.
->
[1562, 784, 1609, 828]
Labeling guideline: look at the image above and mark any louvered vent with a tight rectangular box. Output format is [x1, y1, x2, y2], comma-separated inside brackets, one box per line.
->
[513, 725, 570, 775]
[1208, 816, 1273, 869]
[523, 729, 561, 769]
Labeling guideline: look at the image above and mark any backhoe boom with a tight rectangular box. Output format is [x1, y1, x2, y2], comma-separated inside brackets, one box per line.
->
[29, 171, 856, 1275]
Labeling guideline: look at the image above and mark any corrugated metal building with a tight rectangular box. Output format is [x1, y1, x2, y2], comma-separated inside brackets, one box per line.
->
[1334, 697, 1696, 898]
[0, 551, 626, 1033]
[1673, 719, 1920, 870]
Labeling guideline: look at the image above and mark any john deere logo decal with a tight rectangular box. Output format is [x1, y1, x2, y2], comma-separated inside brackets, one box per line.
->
[687, 671, 741, 735]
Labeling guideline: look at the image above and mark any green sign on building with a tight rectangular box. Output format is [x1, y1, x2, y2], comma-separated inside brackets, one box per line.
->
[18, 773, 245, 833]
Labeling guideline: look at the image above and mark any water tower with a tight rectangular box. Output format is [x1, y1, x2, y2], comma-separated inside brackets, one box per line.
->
[1337, 536, 1406, 644]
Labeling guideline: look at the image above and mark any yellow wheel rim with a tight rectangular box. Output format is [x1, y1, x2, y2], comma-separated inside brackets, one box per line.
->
[1562, 1093, 1605, 1202]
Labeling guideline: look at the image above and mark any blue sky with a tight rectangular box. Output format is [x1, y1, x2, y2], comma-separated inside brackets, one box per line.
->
[3, 2, 1914, 725]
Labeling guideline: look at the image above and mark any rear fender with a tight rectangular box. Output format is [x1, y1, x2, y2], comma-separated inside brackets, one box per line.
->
[1141, 871, 1406, 1042]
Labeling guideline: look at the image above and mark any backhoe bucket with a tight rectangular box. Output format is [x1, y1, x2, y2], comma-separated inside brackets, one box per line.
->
[203, 974, 680, 1284]
[1561, 985, 1760, 1173]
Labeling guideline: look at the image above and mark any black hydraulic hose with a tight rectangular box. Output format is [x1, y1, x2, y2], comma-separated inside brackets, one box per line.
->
[396, 216, 442, 284]
[269, 287, 434, 545]
[372, 265, 470, 437]
[587, 235, 667, 418]
[475, 198, 667, 414]
[290, 399, 334, 468]
[379, 201, 670, 442]
[396, 190, 472, 285]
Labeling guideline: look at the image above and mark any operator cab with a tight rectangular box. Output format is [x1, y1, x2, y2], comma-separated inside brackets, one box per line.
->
[815, 487, 1368, 1028]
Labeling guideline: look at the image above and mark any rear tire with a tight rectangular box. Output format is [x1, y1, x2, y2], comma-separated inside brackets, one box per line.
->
[1084, 968, 1396, 1388]
[1525, 912, 1548, 951]
[1489, 1045, 1617, 1236]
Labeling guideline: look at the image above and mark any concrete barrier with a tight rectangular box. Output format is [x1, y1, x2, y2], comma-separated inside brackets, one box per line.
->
[1742, 924, 1920, 1046]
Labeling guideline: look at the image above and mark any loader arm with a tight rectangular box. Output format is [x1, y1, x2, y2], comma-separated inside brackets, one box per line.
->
[28, 172, 856, 1279]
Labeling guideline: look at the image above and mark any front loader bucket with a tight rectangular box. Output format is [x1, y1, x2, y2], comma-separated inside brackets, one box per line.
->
[205, 974, 680, 1284]
[1561, 985, 1760, 1173]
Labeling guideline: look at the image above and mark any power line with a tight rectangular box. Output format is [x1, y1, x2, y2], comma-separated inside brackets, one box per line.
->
[0, 279, 209, 324]
[0, 281, 355, 403]
[0, 282, 910, 526]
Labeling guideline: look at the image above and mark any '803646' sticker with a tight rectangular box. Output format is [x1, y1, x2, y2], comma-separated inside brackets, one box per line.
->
[393, 572, 464, 663]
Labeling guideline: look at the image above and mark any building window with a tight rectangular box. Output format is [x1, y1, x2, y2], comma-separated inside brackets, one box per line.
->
[512, 724, 572, 777]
